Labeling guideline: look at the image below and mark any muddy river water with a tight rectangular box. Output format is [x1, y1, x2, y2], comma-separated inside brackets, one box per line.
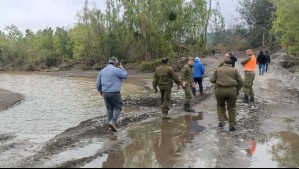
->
[0, 70, 299, 168]
[0, 71, 149, 143]
[0, 72, 104, 142]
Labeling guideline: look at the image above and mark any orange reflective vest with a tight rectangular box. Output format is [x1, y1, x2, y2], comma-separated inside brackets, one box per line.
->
[249, 140, 257, 156]
[244, 55, 257, 71]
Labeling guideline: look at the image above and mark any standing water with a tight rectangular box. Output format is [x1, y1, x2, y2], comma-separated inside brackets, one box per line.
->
[0, 71, 149, 143]
[0, 72, 104, 142]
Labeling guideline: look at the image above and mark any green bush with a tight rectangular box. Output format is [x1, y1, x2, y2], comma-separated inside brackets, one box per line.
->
[138, 58, 162, 72]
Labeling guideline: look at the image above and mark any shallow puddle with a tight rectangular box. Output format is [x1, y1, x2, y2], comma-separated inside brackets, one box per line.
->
[84, 113, 205, 168]
[249, 131, 299, 168]
[41, 138, 104, 168]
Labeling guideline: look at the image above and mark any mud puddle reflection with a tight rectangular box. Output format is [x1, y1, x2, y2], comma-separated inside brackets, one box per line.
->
[250, 131, 299, 168]
[84, 113, 205, 168]
[33, 138, 104, 168]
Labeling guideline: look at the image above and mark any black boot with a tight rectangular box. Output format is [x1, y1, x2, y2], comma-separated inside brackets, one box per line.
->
[162, 114, 171, 120]
[184, 103, 188, 111]
[250, 96, 255, 102]
[185, 104, 195, 112]
[218, 121, 225, 127]
[229, 126, 236, 132]
[243, 96, 249, 103]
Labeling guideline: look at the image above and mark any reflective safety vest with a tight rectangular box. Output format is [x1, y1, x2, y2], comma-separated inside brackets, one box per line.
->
[244, 55, 257, 71]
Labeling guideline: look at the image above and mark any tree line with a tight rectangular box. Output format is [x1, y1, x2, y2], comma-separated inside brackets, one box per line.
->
[0, 0, 298, 71]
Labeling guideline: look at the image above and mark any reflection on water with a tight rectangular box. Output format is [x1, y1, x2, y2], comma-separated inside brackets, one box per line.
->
[250, 131, 299, 168]
[0, 72, 148, 143]
[82, 154, 108, 168]
[99, 114, 205, 168]
[102, 149, 125, 168]
[271, 131, 299, 168]
[43, 141, 103, 168]
[245, 139, 257, 157]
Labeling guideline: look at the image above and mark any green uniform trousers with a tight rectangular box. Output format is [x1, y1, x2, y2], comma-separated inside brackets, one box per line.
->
[160, 88, 171, 115]
[184, 83, 192, 105]
[243, 71, 255, 97]
[215, 87, 237, 127]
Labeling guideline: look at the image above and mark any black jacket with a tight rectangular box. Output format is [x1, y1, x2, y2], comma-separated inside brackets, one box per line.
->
[230, 55, 238, 68]
[265, 54, 271, 63]
[257, 54, 268, 64]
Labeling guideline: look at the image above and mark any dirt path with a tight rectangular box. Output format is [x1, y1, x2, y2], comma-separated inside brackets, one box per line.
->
[178, 53, 299, 168]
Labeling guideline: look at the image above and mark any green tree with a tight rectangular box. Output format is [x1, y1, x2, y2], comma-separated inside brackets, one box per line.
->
[238, 0, 276, 47]
[2, 25, 26, 65]
[30, 28, 56, 65]
[273, 0, 299, 55]
[0, 0, 224, 71]
[53, 27, 72, 62]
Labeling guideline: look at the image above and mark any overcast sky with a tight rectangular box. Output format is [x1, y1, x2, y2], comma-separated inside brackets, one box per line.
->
[0, 0, 239, 33]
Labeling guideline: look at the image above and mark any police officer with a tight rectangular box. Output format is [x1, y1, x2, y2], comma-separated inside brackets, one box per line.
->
[181, 57, 195, 112]
[153, 57, 181, 120]
[241, 49, 257, 103]
[210, 54, 244, 131]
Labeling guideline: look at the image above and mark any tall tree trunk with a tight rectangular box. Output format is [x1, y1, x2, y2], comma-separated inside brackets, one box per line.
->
[204, 0, 212, 53]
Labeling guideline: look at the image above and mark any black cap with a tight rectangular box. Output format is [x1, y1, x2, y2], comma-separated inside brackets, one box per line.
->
[224, 58, 233, 65]
[162, 57, 169, 64]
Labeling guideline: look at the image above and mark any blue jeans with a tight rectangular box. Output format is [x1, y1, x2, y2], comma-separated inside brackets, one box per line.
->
[259, 64, 266, 75]
[192, 77, 203, 96]
[102, 92, 123, 123]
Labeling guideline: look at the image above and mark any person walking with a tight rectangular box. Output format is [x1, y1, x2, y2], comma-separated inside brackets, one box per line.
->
[241, 49, 257, 103]
[210, 54, 244, 131]
[192, 57, 205, 96]
[265, 51, 271, 72]
[212, 49, 216, 57]
[152, 57, 181, 120]
[257, 51, 268, 76]
[96, 56, 128, 132]
[181, 57, 195, 112]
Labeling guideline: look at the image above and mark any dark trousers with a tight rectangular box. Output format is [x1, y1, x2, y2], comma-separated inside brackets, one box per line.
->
[192, 77, 203, 96]
[259, 64, 266, 75]
[160, 88, 171, 115]
[266, 62, 269, 72]
[102, 92, 123, 123]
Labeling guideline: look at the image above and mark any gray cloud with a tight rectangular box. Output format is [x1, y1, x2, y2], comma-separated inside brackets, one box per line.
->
[0, 0, 105, 32]
[0, 0, 239, 33]
[219, 0, 240, 26]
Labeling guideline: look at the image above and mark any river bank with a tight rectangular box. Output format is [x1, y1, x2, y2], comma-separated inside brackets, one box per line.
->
[0, 88, 23, 112]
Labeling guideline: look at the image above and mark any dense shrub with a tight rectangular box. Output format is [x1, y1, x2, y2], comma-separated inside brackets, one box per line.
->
[138, 58, 162, 72]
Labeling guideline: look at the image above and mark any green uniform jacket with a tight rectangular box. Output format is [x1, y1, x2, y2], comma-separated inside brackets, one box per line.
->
[210, 64, 244, 88]
[181, 64, 193, 85]
[153, 64, 180, 90]
[218, 61, 224, 68]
